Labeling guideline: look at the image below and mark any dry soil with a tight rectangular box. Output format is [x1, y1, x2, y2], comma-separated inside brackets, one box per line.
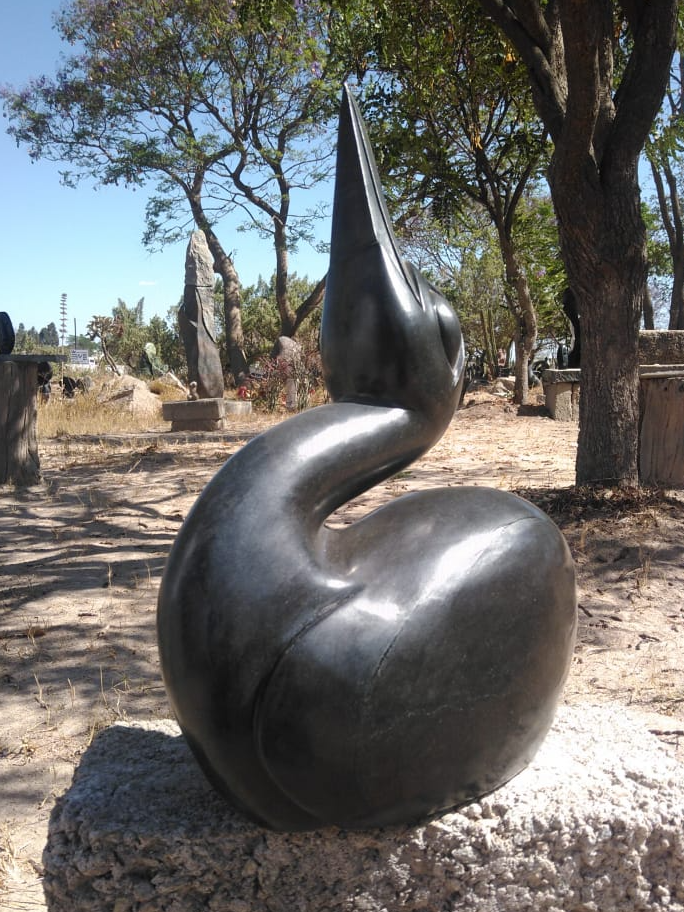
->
[1, 385, 684, 910]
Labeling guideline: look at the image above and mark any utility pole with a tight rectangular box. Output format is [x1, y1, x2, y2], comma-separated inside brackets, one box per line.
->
[59, 293, 68, 347]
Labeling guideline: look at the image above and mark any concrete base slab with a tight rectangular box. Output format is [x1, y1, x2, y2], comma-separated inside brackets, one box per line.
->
[162, 398, 252, 431]
[41, 704, 684, 911]
[224, 400, 253, 415]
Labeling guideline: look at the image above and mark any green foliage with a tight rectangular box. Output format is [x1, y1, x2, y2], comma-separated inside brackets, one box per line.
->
[511, 194, 568, 341]
[14, 323, 39, 353]
[39, 321, 60, 348]
[395, 198, 567, 358]
[221, 272, 322, 366]
[241, 279, 282, 364]
[148, 311, 186, 377]
[85, 300, 188, 377]
[13, 321, 63, 353]
[106, 298, 149, 369]
[1, 0, 348, 364]
[86, 313, 125, 372]
[643, 13, 684, 327]
[340, 0, 548, 219]
[642, 200, 673, 280]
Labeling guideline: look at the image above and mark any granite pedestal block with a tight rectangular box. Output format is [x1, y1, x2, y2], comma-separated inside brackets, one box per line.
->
[42, 704, 684, 912]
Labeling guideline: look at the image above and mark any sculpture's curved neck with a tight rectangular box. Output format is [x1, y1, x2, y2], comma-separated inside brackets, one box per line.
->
[222, 399, 442, 543]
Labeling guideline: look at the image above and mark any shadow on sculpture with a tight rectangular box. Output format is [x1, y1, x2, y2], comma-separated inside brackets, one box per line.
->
[157, 86, 577, 831]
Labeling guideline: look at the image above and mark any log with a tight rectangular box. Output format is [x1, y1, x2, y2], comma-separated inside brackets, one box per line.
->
[0, 360, 40, 486]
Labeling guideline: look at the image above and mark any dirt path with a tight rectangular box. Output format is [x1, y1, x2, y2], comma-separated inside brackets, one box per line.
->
[2, 388, 684, 909]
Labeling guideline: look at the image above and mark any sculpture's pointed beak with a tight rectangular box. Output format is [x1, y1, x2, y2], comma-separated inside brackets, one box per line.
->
[328, 85, 416, 297]
[321, 84, 463, 419]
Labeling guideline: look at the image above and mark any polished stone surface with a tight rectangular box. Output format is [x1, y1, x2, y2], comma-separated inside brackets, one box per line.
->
[0, 311, 15, 354]
[157, 86, 577, 831]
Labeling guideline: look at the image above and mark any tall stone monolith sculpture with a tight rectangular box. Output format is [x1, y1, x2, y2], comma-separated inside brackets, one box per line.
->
[178, 231, 224, 399]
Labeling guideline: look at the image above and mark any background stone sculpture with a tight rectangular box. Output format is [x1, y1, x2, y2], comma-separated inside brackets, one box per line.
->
[0, 312, 15, 354]
[157, 86, 577, 831]
[178, 231, 224, 399]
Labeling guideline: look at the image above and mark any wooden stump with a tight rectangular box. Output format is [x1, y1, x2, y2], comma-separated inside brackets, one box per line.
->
[639, 370, 684, 485]
[0, 360, 40, 486]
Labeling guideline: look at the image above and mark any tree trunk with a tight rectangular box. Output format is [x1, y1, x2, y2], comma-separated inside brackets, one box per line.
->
[669, 257, 684, 330]
[479, 309, 498, 380]
[642, 284, 654, 331]
[216, 252, 249, 386]
[550, 160, 644, 487]
[648, 151, 684, 330]
[274, 221, 298, 338]
[500, 237, 537, 406]
[292, 276, 327, 335]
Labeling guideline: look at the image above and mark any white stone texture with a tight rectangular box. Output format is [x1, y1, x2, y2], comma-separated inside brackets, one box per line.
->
[42, 704, 684, 912]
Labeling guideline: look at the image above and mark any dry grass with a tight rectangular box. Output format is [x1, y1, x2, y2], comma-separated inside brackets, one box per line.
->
[36, 393, 155, 438]
[35, 372, 187, 439]
[35, 374, 284, 442]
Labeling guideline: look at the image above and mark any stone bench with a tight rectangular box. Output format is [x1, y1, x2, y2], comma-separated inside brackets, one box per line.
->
[42, 704, 684, 912]
[162, 397, 252, 431]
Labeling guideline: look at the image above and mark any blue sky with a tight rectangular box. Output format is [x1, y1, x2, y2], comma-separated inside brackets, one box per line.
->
[0, 1, 331, 343]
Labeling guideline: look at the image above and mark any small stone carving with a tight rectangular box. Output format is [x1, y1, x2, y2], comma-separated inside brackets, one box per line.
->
[140, 342, 166, 378]
[178, 232, 224, 399]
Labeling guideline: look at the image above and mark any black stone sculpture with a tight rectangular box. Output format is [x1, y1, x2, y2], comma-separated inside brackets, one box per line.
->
[0, 312, 15, 355]
[157, 86, 577, 832]
[562, 288, 582, 368]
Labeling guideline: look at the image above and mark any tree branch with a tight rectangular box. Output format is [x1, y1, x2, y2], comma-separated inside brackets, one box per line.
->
[608, 0, 678, 167]
[478, 0, 566, 139]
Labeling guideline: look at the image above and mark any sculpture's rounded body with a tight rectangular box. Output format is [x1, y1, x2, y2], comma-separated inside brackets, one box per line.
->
[157, 87, 577, 831]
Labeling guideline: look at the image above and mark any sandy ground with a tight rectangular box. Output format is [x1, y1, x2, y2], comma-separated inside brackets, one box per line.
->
[2, 385, 684, 910]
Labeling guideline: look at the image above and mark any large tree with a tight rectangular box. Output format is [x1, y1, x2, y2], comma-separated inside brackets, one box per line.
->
[351, 0, 551, 403]
[478, 0, 678, 486]
[2, 0, 344, 383]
